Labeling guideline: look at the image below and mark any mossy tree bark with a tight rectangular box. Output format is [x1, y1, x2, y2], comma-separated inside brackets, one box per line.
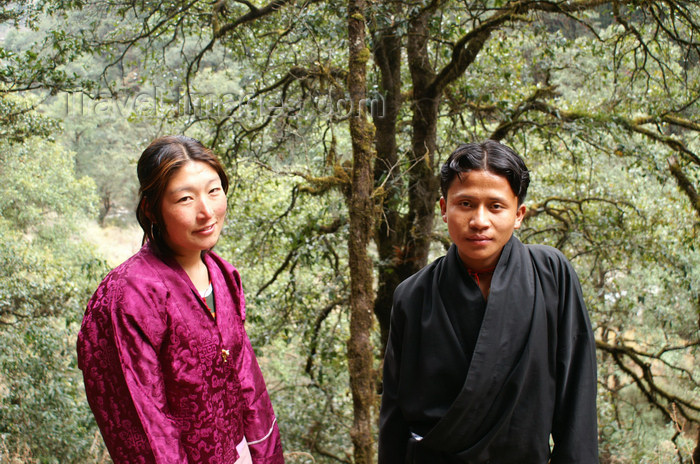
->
[346, 1, 377, 462]
[371, 3, 494, 349]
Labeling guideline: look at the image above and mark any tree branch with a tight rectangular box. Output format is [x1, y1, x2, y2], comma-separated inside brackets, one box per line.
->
[432, 0, 614, 93]
[305, 297, 349, 377]
[597, 340, 700, 424]
[668, 156, 700, 217]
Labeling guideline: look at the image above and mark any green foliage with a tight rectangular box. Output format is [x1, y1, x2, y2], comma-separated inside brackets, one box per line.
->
[0, 234, 110, 462]
[0, 92, 57, 143]
[42, 93, 155, 224]
[216, 161, 355, 460]
[0, 15, 91, 94]
[0, 138, 97, 230]
[441, 15, 700, 461]
[1, 0, 699, 462]
[263, 337, 354, 463]
[0, 128, 109, 461]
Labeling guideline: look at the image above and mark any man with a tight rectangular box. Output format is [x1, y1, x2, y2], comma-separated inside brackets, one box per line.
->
[378, 140, 598, 463]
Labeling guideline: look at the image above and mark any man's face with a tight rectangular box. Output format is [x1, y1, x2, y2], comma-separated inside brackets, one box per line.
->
[440, 169, 526, 270]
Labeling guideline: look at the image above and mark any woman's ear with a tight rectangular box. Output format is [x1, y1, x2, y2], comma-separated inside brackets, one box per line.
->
[140, 198, 156, 223]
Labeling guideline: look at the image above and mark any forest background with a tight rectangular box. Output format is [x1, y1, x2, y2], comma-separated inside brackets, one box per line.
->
[1, 0, 699, 462]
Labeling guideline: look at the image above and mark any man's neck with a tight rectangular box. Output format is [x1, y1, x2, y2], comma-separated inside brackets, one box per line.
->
[467, 267, 494, 299]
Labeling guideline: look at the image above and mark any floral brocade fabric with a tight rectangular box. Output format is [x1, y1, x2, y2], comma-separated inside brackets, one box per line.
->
[77, 242, 284, 463]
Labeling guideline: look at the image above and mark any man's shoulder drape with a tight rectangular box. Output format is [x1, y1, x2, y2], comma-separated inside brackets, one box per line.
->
[379, 236, 597, 464]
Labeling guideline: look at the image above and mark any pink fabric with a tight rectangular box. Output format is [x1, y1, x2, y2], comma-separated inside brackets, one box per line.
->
[77, 242, 284, 463]
[235, 437, 252, 464]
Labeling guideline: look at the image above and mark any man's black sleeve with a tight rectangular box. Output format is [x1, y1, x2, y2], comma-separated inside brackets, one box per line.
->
[378, 303, 409, 464]
[550, 258, 599, 464]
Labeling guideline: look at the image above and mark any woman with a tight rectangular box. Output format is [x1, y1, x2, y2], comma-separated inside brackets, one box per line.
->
[77, 136, 285, 464]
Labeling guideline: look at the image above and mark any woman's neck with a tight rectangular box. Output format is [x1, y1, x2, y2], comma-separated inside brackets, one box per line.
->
[175, 252, 209, 293]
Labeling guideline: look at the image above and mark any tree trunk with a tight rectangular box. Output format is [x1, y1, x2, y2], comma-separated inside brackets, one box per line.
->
[371, 7, 495, 349]
[405, 5, 441, 280]
[371, 18, 405, 351]
[346, 1, 376, 463]
[370, 4, 443, 353]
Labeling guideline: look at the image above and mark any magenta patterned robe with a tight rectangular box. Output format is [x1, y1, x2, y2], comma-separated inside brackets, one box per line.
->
[77, 242, 285, 463]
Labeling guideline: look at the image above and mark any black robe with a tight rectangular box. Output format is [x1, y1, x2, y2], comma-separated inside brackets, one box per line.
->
[379, 236, 598, 464]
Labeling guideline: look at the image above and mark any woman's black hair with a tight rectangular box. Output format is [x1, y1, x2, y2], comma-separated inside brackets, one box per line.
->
[439, 139, 530, 205]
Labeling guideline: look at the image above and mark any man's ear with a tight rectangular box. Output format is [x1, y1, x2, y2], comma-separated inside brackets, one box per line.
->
[439, 197, 447, 223]
[514, 204, 527, 229]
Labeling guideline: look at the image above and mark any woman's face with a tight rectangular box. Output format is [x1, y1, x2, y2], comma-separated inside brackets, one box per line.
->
[159, 161, 227, 260]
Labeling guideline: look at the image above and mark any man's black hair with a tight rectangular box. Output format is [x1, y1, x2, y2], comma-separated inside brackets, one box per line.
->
[440, 139, 530, 205]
